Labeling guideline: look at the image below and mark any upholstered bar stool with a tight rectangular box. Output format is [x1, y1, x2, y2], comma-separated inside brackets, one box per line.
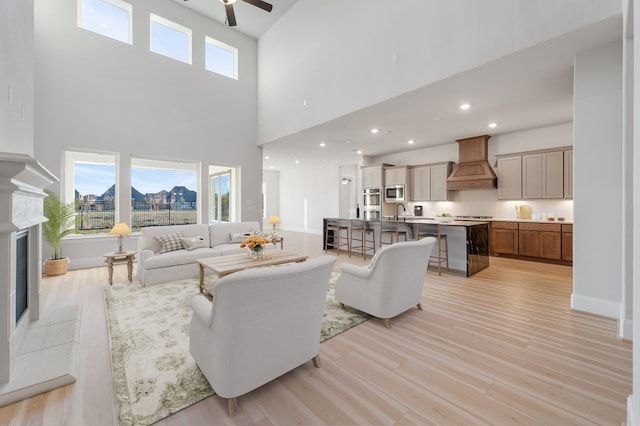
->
[324, 219, 350, 256]
[418, 229, 449, 276]
[379, 221, 408, 247]
[350, 219, 376, 260]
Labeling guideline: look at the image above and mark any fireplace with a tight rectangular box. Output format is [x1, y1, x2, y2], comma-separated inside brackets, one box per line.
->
[0, 153, 82, 406]
[15, 230, 28, 324]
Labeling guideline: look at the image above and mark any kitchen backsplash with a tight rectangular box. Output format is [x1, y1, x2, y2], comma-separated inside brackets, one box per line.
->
[405, 188, 574, 220]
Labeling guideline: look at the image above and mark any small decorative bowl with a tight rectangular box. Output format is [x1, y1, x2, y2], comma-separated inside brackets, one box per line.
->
[435, 216, 455, 223]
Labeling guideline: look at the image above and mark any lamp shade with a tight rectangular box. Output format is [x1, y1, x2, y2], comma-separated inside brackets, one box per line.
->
[109, 222, 132, 236]
[267, 215, 281, 225]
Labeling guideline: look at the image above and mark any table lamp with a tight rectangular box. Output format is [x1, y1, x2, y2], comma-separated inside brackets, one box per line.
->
[109, 222, 132, 253]
[267, 215, 281, 236]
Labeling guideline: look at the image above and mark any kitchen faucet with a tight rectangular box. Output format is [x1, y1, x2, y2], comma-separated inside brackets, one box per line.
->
[395, 203, 406, 220]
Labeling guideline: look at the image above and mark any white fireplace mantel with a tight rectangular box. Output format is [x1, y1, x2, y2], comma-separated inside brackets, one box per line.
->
[0, 152, 82, 407]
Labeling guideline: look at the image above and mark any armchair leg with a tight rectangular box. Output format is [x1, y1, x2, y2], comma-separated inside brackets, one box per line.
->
[228, 397, 238, 417]
[383, 318, 391, 329]
[417, 302, 423, 310]
[312, 354, 321, 368]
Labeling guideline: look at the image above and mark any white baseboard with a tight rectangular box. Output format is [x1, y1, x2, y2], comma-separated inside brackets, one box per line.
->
[619, 318, 633, 341]
[571, 293, 620, 319]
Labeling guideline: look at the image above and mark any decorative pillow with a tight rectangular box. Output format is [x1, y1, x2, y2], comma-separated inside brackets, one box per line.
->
[154, 232, 184, 254]
[252, 230, 271, 239]
[229, 233, 245, 244]
[181, 235, 207, 251]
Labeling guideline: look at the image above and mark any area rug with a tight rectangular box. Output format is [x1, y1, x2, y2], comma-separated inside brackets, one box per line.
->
[104, 271, 368, 426]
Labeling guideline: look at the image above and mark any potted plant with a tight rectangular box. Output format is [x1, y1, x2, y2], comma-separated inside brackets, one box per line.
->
[42, 189, 76, 276]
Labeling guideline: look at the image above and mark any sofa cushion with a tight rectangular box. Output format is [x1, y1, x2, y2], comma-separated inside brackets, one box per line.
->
[140, 224, 211, 252]
[182, 235, 208, 251]
[155, 232, 184, 254]
[209, 222, 261, 247]
[143, 247, 220, 269]
[228, 233, 245, 244]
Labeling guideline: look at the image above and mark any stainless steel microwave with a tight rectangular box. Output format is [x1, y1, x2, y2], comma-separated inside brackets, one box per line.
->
[385, 185, 405, 202]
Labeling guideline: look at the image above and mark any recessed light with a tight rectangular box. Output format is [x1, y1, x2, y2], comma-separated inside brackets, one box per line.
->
[319, 142, 326, 147]
[264, 156, 270, 160]
[295, 160, 300, 164]
[270, 165, 274, 169]
[460, 103, 471, 110]
[433, 116, 443, 121]
[408, 139, 415, 145]
[357, 149, 363, 155]
[370, 128, 379, 134]
[488, 122, 497, 128]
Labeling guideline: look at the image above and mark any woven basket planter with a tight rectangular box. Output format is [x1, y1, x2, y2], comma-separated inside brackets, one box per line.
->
[45, 257, 69, 276]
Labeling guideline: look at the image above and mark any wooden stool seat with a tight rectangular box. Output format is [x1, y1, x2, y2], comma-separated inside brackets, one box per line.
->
[350, 220, 376, 260]
[324, 219, 350, 256]
[380, 222, 408, 247]
[419, 232, 449, 275]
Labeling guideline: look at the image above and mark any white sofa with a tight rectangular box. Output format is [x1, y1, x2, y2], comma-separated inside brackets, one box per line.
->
[136, 222, 272, 286]
[189, 255, 336, 416]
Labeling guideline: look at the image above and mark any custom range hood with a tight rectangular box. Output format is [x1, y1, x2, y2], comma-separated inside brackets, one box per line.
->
[446, 134, 497, 190]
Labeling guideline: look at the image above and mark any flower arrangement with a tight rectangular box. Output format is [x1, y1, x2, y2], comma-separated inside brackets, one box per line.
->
[239, 235, 271, 249]
[240, 235, 271, 260]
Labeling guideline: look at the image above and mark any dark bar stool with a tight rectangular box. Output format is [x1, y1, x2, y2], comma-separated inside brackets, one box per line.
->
[350, 219, 376, 260]
[379, 221, 408, 247]
[324, 219, 350, 256]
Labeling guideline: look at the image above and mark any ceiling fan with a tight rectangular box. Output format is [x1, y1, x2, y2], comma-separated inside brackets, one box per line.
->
[184, 0, 273, 27]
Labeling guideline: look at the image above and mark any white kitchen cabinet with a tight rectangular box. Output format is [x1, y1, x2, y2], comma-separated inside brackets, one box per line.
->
[430, 163, 451, 201]
[564, 149, 573, 199]
[497, 156, 522, 199]
[362, 165, 383, 188]
[409, 166, 431, 201]
[498, 147, 570, 200]
[384, 166, 407, 186]
[541, 151, 564, 198]
[408, 162, 451, 201]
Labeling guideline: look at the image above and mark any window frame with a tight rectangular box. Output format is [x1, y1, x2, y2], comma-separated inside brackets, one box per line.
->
[205, 36, 238, 80]
[149, 13, 193, 65]
[77, 0, 133, 45]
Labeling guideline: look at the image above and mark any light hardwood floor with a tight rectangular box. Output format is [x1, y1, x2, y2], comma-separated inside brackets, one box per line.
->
[0, 230, 631, 425]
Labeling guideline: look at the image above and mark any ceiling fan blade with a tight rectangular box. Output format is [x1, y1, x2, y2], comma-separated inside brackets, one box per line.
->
[225, 3, 237, 26]
[242, 0, 273, 13]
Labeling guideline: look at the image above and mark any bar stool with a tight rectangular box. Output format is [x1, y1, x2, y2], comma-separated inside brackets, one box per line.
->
[419, 231, 449, 275]
[379, 221, 408, 247]
[324, 219, 350, 256]
[350, 219, 376, 260]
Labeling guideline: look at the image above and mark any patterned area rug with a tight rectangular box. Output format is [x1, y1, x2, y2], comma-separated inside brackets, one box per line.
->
[104, 271, 368, 426]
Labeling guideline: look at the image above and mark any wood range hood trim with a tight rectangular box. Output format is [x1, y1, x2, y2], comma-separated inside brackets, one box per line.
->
[446, 135, 497, 191]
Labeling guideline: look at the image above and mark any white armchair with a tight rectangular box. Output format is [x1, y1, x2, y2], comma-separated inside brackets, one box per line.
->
[335, 237, 437, 328]
[189, 255, 336, 417]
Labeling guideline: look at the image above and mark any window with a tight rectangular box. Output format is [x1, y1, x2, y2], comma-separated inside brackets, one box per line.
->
[131, 157, 198, 229]
[78, 0, 132, 44]
[211, 170, 231, 222]
[64, 150, 118, 234]
[150, 14, 192, 64]
[205, 37, 238, 79]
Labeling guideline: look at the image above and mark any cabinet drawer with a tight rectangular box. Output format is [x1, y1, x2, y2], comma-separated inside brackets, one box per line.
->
[519, 222, 561, 232]
[492, 221, 518, 230]
[561, 224, 573, 233]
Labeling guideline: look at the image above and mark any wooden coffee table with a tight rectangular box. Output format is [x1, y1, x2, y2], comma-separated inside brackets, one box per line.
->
[197, 250, 309, 293]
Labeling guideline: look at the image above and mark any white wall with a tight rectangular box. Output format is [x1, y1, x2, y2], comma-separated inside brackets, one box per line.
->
[573, 40, 623, 318]
[33, 0, 262, 268]
[262, 169, 279, 229]
[1, 0, 34, 155]
[257, 0, 620, 145]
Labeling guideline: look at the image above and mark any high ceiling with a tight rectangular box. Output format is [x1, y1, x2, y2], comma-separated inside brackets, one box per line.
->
[175, 1, 621, 171]
[173, 0, 298, 39]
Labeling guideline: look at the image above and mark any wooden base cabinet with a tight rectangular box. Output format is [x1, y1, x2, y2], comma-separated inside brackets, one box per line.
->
[492, 221, 568, 263]
[491, 222, 519, 255]
[562, 224, 573, 261]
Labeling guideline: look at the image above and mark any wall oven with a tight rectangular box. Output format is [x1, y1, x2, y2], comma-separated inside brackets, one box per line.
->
[363, 208, 381, 220]
[363, 188, 381, 209]
[385, 185, 405, 202]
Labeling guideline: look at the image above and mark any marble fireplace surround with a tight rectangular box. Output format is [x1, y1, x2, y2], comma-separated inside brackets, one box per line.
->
[0, 153, 82, 407]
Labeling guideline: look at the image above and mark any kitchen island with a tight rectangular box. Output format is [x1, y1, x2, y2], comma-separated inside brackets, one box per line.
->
[323, 217, 490, 277]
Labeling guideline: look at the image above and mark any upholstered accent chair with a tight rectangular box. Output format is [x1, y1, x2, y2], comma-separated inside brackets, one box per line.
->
[189, 255, 336, 417]
[335, 237, 437, 328]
